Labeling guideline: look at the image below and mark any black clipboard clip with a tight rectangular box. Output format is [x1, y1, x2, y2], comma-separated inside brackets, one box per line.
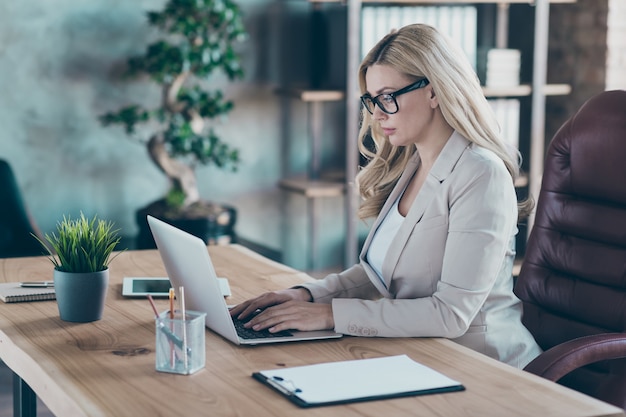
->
[267, 375, 302, 395]
[252, 372, 310, 406]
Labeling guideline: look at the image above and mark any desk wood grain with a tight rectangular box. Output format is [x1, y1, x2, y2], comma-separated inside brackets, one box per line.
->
[0, 245, 623, 417]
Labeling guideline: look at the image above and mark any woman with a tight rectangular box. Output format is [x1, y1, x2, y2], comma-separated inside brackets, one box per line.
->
[231, 24, 541, 368]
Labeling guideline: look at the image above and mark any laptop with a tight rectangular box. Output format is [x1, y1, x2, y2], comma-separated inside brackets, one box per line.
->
[147, 215, 343, 345]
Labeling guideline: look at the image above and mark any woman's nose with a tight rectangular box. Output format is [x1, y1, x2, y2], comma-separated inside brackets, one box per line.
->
[372, 105, 387, 120]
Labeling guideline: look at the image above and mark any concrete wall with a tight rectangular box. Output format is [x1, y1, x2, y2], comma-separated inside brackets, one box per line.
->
[0, 0, 348, 271]
[606, 0, 626, 90]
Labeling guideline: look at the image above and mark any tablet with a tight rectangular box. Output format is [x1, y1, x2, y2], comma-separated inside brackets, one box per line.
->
[122, 277, 232, 298]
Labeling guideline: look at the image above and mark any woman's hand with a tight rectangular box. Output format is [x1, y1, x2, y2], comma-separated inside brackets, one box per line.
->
[244, 301, 334, 333]
[229, 288, 334, 333]
[229, 288, 311, 319]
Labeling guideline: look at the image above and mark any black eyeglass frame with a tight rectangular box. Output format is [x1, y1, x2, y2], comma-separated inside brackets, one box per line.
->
[360, 78, 430, 115]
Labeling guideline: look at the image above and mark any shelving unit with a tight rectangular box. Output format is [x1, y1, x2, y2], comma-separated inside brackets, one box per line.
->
[281, 0, 574, 270]
[276, 88, 345, 271]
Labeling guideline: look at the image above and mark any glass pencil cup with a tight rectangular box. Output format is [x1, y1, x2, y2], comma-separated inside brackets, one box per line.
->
[155, 310, 206, 375]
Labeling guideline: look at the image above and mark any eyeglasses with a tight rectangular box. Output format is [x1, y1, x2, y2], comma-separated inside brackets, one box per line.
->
[360, 78, 430, 115]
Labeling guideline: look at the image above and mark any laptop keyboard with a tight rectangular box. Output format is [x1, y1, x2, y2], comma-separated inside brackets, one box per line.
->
[232, 317, 293, 339]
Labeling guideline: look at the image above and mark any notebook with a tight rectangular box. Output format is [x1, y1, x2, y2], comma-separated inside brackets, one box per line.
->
[147, 215, 343, 345]
[253, 354, 465, 407]
[0, 282, 56, 303]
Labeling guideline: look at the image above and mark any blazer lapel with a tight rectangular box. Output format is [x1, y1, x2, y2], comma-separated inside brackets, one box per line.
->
[359, 154, 420, 296]
[381, 131, 471, 288]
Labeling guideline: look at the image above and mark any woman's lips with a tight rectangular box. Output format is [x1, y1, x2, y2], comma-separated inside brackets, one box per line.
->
[381, 127, 395, 136]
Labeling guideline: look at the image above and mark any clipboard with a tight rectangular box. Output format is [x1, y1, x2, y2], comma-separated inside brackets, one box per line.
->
[252, 354, 464, 408]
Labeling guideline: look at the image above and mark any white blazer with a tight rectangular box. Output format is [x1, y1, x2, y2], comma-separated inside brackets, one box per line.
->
[301, 131, 542, 368]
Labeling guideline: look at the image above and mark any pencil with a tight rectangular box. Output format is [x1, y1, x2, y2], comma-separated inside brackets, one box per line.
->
[168, 288, 175, 368]
[179, 286, 188, 369]
[146, 294, 159, 318]
[168, 288, 175, 319]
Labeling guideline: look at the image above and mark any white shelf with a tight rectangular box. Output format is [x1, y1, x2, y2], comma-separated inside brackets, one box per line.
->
[483, 83, 571, 98]
[340, 84, 569, 100]
[276, 89, 344, 102]
[541, 83, 572, 96]
[279, 178, 346, 198]
[515, 172, 529, 188]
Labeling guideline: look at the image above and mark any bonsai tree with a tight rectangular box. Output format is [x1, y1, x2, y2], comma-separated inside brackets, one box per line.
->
[100, 0, 246, 215]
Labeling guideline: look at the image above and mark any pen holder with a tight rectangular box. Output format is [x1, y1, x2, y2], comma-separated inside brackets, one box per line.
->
[155, 310, 206, 375]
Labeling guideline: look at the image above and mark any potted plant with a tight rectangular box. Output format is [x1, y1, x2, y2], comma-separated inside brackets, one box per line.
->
[99, 0, 247, 248]
[34, 213, 122, 323]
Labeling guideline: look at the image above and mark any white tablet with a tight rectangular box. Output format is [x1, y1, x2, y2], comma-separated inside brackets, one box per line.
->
[122, 277, 231, 298]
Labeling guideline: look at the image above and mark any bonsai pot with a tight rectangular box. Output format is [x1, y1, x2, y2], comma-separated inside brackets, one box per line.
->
[136, 199, 237, 249]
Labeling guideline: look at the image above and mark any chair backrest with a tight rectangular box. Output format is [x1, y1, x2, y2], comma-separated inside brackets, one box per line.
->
[514, 90, 626, 406]
[0, 159, 44, 258]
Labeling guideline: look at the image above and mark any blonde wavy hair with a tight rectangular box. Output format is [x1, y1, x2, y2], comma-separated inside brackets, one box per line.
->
[356, 24, 531, 220]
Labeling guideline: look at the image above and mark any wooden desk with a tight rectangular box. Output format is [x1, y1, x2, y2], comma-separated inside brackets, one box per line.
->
[0, 245, 623, 417]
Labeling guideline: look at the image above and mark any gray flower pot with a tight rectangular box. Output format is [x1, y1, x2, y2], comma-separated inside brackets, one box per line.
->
[53, 268, 109, 323]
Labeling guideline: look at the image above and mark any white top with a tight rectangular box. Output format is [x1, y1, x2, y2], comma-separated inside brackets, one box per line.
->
[367, 195, 405, 284]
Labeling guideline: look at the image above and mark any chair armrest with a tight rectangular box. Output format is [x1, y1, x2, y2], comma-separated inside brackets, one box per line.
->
[524, 333, 626, 381]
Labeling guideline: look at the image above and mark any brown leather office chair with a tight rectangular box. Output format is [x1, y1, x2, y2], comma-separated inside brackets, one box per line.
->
[514, 89, 626, 409]
[0, 159, 45, 258]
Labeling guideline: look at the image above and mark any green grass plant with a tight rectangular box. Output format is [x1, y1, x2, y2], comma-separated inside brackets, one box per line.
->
[34, 213, 123, 273]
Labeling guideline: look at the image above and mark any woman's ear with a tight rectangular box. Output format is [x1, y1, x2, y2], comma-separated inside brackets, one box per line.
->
[428, 87, 439, 109]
